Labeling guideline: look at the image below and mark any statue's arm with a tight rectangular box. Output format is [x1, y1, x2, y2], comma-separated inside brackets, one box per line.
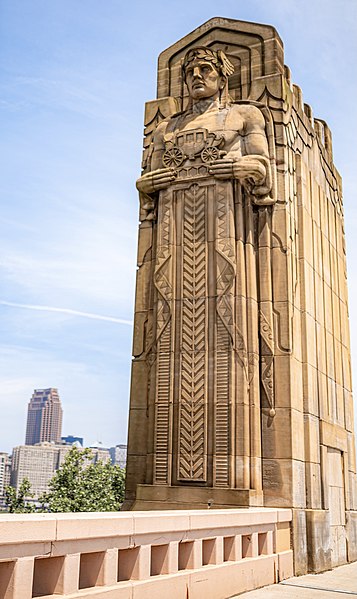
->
[210, 105, 274, 205]
[241, 106, 273, 198]
[231, 106, 272, 201]
[241, 105, 270, 158]
[136, 122, 176, 196]
[150, 126, 166, 171]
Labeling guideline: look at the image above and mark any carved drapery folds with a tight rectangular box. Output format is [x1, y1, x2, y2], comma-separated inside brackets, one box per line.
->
[136, 124, 276, 493]
[147, 110, 277, 490]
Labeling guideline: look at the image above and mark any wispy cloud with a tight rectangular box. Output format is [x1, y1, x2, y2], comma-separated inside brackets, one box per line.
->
[0, 301, 132, 325]
[0, 218, 136, 314]
[1, 72, 129, 122]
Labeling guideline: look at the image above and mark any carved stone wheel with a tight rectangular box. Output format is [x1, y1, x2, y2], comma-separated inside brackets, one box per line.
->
[201, 146, 219, 163]
[162, 147, 184, 168]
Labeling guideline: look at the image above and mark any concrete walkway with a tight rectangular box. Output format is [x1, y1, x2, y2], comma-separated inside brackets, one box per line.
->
[231, 561, 357, 598]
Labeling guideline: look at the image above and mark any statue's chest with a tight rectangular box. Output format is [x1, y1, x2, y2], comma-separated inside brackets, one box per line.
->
[179, 107, 243, 132]
[163, 109, 243, 165]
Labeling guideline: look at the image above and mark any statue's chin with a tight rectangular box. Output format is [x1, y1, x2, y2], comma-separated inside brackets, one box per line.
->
[191, 92, 207, 100]
[191, 89, 218, 101]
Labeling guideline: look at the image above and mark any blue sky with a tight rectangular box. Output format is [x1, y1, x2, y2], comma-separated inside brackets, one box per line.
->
[1, 0, 356, 454]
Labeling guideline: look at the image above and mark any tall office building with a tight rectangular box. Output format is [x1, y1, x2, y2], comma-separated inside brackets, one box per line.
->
[25, 388, 63, 445]
[0, 453, 6, 494]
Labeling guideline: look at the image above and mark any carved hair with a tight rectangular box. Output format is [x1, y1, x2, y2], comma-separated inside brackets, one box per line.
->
[182, 46, 235, 81]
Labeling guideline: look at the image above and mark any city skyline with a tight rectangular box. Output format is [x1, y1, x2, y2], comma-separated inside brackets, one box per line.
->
[1, 1, 356, 454]
[0, 385, 127, 454]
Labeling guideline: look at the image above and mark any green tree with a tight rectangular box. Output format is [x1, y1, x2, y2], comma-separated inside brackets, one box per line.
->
[39, 446, 125, 512]
[5, 478, 36, 513]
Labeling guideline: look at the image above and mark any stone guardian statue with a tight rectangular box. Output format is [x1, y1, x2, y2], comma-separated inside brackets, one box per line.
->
[126, 45, 276, 504]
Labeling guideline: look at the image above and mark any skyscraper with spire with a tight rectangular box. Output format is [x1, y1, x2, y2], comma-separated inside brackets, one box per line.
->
[25, 388, 63, 445]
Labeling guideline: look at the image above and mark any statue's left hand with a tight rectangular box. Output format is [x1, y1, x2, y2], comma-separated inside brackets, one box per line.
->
[209, 156, 266, 184]
[208, 158, 234, 179]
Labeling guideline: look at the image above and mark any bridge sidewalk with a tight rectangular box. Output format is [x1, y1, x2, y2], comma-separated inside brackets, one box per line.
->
[230, 560, 357, 598]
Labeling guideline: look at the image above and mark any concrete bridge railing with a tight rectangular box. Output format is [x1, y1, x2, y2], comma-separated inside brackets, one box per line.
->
[0, 508, 293, 599]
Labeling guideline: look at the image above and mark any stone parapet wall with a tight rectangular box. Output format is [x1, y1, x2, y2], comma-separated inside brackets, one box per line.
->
[0, 508, 292, 599]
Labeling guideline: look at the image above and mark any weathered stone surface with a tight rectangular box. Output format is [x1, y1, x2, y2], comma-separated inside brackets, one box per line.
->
[346, 511, 357, 562]
[125, 16, 357, 576]
[306, 510, 332, 572]
[305, 462, 322, 509]
[291, 509, 307, 576]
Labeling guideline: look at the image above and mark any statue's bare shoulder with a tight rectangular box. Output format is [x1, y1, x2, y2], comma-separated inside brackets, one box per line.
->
[153, 119, 169, 146]
[226, 103, 266, 135]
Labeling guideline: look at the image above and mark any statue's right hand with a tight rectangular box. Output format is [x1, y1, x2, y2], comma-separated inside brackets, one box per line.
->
[136, 168, 177, 194]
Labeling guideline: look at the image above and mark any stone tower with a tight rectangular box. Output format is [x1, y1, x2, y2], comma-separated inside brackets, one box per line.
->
[124, 17, 357, 573]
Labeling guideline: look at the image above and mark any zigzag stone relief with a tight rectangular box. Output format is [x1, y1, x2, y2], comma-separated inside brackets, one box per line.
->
[153, 190, 173, 484]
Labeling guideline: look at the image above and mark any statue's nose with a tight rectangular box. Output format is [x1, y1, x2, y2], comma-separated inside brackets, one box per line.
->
[192, 66, 202, 78]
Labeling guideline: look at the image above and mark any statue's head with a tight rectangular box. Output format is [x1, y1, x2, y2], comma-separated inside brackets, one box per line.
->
[182, 47, 234, 103]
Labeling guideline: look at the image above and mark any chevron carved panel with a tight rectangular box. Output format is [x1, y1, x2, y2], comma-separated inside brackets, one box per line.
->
[154, 190, 174, 484]
[214, 182, 236, 487]
[215, 317, 231, 486]
[178, 184, 208, 482]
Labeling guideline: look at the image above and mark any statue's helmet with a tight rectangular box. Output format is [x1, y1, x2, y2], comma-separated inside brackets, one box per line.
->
[182, 46, 235, 82]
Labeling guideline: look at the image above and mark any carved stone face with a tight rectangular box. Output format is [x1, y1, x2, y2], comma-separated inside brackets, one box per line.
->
[185, 59, 224, 100]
